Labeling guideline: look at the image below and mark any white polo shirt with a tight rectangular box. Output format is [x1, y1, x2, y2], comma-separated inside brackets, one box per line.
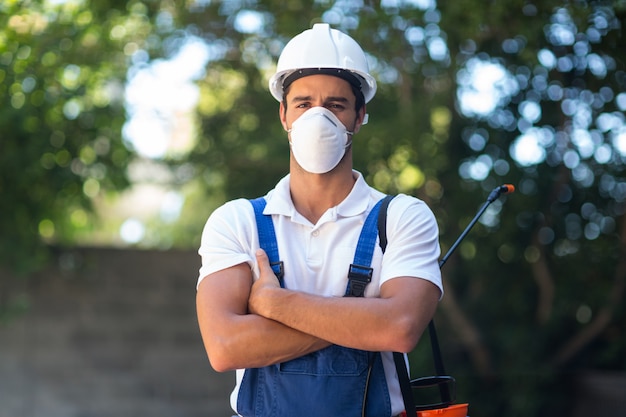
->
[197, 171, 443, 416]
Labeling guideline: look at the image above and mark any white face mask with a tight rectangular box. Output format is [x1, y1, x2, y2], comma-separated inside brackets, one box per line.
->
[288, 107, 353, 174]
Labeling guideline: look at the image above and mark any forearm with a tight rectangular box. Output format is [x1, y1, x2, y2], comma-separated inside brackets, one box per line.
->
[199, 310, 330, 372]
[196, 268, 331, 372]
[250, 277, 440, 353]
[252, 289, 403, 351]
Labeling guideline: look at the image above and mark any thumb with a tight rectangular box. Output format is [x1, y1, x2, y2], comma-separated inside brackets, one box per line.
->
[255, 248, 272, 275]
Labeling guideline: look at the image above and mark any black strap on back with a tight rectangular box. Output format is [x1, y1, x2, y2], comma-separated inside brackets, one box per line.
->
[376, 195, 416, 416]
[378, 196, 450, 416]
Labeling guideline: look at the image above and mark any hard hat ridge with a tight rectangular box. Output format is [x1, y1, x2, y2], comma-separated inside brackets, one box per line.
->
[303, 23, 342, 69]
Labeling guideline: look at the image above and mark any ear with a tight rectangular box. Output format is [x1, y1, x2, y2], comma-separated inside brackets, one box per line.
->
[352, 105, 367, 134]
[279, 101, 288, 131]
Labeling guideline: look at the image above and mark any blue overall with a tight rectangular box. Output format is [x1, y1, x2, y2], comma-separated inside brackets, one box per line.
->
[236, 197, 392, 417]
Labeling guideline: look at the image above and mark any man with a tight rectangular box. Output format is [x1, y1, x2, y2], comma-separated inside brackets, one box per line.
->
[196, 23, 443, 417]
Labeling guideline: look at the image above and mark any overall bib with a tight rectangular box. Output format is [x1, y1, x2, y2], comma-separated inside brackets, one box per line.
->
[237, 197, 392, 417]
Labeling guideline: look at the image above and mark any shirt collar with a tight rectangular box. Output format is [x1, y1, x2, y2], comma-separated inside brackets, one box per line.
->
[264, 170, 370, 219]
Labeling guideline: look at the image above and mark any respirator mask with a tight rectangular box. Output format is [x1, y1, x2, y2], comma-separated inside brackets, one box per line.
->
[288, 107, 353, 174]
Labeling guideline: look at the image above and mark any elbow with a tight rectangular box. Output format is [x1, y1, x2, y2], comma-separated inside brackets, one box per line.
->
[202, 337, 239, 372]
[388, 317, 425, 353]
[391, 334, 420, 354]
[209, 357, 235, 373]
[206, 344, 237, 373]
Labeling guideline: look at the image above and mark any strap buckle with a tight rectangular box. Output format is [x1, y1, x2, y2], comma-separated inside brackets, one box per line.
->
[270, 260, 285, 283]
[346, 263, 373, 297]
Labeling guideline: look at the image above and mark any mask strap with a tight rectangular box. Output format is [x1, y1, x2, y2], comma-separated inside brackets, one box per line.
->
[345, 135, 353, 149]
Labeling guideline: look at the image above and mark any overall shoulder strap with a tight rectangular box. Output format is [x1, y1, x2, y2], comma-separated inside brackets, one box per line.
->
[345, 195, 395, 297]
[249, 197, 284, 286]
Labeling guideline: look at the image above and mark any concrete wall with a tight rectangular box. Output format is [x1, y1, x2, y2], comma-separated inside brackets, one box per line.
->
[0, 247, 234, 417]
[2, 247, 625, 417]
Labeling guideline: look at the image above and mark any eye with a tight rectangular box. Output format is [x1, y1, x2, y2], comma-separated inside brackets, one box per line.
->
[326, 103, 345, 111]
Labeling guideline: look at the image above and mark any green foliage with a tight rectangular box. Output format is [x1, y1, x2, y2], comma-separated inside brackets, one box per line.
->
[3, 1, 130, 272]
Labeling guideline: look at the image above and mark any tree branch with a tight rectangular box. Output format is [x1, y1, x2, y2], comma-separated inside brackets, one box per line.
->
[531, 230, 555, 324]
[439, 275, 493, 377]
[550, 215, 626, 366]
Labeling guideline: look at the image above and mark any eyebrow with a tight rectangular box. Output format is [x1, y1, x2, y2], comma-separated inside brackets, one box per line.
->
[290, 95, 351, 104]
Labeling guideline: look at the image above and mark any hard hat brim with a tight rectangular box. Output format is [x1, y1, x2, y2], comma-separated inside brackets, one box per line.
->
[269, 68, 377, 103]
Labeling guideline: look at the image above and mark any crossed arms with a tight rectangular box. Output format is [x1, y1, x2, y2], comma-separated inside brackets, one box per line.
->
[196, 249, 440, 372]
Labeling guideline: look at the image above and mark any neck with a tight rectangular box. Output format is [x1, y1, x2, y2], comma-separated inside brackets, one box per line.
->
[289, 160, 356, 224]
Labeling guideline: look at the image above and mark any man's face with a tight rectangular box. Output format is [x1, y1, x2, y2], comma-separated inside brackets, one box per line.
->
[280, 74, 365, 134]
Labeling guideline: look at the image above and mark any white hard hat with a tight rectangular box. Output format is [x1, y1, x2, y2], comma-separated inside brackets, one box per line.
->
[268, 23, 377, 103]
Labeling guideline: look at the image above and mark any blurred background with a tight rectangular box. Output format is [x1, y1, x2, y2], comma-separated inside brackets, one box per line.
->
[1, 0, 625, 416]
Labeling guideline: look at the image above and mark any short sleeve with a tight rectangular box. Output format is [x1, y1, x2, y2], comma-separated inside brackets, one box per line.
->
[380, 194, 443, 298]
[196, 199, 257, 288]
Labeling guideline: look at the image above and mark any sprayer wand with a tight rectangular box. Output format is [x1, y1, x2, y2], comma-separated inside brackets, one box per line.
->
[438, 184, 515, 269]
[408, 184, 515, 413]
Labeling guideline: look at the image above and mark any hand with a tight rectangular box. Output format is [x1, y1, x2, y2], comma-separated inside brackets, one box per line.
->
[248, 249, 281, 317]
